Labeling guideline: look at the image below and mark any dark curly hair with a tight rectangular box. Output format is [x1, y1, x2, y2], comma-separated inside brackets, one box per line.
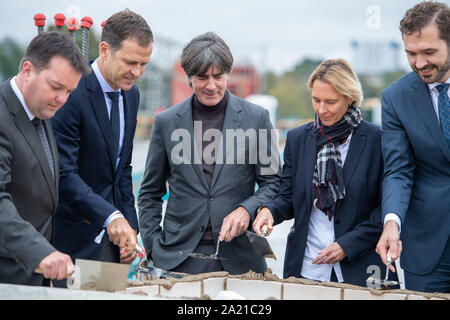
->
[400, 1, 450, 46]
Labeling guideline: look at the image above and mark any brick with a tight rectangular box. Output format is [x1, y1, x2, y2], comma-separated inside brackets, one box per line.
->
[202, 278, 226, 299]
[344, 289, 406, 300]
[126, 285, 159, 297]
[406, 294, 427, 300]
[160, 281, 202, 299]
[226, 279, 282, 300]
[283, 283, 341, 300]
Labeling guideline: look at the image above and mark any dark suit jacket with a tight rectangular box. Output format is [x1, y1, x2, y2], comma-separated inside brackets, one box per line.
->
[0, 81, 58, 285]
[138, 92, 280, 274]
[51, 67, 139, 261]
[264, 120, 393, 287]
[381, 72, 450, 275]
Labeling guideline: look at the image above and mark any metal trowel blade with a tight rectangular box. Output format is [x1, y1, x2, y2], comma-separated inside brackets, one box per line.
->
[137, 260, 184, 279]
[179, 250, 227, 260]
[245, 230, 277, 260]
[366, 276, 400, 290]
[68, 258, 130, 292]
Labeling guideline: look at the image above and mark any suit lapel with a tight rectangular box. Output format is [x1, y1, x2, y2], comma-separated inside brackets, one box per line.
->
[3, 83, 57, 205]
[342, 123, 366, 188]
[175, 97, 209, 190]
[411, 76, 450, 162]
[86, 72, 117, 172]
[304, 126, 316, 214]
[209, 94, 243, 189]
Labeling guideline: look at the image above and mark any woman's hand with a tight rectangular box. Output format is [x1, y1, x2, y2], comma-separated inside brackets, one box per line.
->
[312, 242, 346, 265]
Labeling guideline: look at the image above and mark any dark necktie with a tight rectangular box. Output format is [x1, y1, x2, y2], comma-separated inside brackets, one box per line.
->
[106, 91, 120, 161]
[436, 83, 450, 147]
[31, 118, 55, 178]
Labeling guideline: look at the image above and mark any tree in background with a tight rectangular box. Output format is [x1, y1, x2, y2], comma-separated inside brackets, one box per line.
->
[0, 37, 24, 81]
[264, 58, 322, 120]
[263, 57, 406, 121]
[0, 26, 100, 81]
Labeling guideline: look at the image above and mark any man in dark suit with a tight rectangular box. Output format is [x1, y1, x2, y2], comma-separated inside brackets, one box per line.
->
[51, 10, 153, 265]
[376, 1, 450, 292]
[0, 32, 90, 286]
[138, 32, 280, 275]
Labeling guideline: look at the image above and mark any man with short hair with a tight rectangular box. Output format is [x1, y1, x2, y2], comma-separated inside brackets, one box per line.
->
[376, 1, 450, 292]
[0, 32, 90, 286]
[138, 32, 280, 275]
[51, 9, 153, 266]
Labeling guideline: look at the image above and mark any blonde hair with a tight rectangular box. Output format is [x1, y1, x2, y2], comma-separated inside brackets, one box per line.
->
[307, 58, 363, 106]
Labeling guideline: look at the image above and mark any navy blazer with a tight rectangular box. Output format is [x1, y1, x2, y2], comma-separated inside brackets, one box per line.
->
[381, 72, 450, 276]
[51, 67, 139, 261]
[265, 120, 394, 287]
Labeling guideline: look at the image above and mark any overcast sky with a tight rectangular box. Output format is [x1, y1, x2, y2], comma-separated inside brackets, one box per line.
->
[0, 0, 427, 74]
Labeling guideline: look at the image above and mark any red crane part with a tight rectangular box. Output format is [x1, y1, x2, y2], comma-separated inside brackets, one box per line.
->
[67, 17, 78, 31]
[81, 16, 93, 30]
[101, 20, 106, 29]
[54, 13, 66, 27]
[33, 13, 46, 27]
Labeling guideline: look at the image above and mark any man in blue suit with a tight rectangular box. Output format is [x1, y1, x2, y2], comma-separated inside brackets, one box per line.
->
[376, 1, 450, 292]
[51, 10, 153, 266]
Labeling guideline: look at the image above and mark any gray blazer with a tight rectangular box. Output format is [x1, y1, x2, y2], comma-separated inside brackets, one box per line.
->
[138, 92, 280, 274]
[0, 81, 58, 286]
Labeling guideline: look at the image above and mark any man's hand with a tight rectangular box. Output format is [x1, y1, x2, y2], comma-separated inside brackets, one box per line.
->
[252, 207, 274, 236]
[120, 248, 137, 264]
[376, 220, 402, 273]
[38, 251, 74, 280]
[312, 242, 346, 265]
[219, 207, 251, 242]
[107, 217, 137, 253]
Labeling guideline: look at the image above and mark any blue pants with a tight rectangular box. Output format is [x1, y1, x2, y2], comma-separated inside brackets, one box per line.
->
[404, 236, 450, 293]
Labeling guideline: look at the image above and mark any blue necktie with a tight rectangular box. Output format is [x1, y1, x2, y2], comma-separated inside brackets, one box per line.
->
[106, 91, 120, 161]
[436, 83, 450, 148]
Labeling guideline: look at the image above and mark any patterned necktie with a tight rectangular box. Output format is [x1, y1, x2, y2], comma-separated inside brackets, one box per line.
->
[436, 83, 450, 147]
[106, 91, 120, 160]
[31, 118, 55, 178]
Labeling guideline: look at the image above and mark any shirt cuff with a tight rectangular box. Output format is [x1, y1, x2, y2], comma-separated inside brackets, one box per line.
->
[384, 213, 401, 234]
[102, 210, 124, 228]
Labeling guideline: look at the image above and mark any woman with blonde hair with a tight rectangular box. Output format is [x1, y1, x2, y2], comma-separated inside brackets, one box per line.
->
[253, 59, 398, 286]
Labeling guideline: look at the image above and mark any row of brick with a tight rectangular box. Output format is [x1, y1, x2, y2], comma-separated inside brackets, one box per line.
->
[124, 278, 447, 300]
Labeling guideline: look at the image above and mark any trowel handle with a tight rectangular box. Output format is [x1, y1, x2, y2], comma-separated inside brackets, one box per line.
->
[262, 225, 269, 237]
[34, 266, 75, 276]
[34, 267, 43, 274]
[34, 266, 78, 288]
[122, 244, 146, 259]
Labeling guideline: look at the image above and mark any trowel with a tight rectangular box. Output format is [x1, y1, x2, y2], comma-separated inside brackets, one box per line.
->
[245, 225, 277, 260]
[137, 259, 184, 279]
[35, 258, 130, 292]
[179, 236, 228, 260]
[34, 245, 147, 292]
[366, 252, 400, 289]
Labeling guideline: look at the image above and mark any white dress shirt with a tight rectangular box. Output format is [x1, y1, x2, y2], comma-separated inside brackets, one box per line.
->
[300, 133, 352, 283]
[10, 77, 34, 121]
[384, 77, 450, 230]
[91, 60, 126, 242]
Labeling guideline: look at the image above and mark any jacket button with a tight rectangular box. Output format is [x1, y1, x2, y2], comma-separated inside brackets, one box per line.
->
[209, 197, 214, 201]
